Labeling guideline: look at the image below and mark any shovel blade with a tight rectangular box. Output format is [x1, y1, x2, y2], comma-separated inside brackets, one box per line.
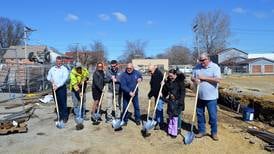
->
[184, 131, 195, 144]
[112, 119, 122, 129]
[143, 120, 156, 131]
[94, 113, 101, 121]
[75, 117, 84, 124]
[55, 120, 65, 129]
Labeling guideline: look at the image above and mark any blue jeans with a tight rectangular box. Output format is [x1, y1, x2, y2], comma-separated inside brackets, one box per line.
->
[72, 90, 85, 118]
[196, 99, 218, 135]
[122, 94, 141, 123]
[155, 98, 164, 125]
[54, 85, 68, 120]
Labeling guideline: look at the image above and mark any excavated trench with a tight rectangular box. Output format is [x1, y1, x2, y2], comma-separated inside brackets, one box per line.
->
[218, 86, 274, 126]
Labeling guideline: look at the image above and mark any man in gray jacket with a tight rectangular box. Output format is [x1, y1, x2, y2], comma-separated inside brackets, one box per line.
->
[105, 60, 122, 123]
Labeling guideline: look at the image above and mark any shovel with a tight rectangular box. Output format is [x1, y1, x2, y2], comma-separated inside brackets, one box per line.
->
[184, 84, 200, 144]
[93, 86, 106, 124]
[75, 82, 85, 130]
[141, 99, 152, 136]
[53, 88, 64, 129]
[112, 83, 139, 130]
[111, 80, 120, 126]
[143, 72, 166, 132]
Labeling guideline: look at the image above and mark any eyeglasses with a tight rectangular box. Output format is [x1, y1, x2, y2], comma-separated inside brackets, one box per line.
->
[199, 58, 207, 62]
[127, 67, 133, 70]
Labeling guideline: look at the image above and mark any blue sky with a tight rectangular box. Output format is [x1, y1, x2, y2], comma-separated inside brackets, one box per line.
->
[1, 0, 274, 60]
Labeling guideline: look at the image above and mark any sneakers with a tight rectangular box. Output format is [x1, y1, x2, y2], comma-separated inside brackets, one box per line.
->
[195, 133, 207, 138]
[63, 118, 68, 123]
[91, 114, 96, 122]
[105, 117, 113, 123]
[83, 116, 89, 121]
[211, 134, 219, 141]
[135, 121, 141, 126]
[154, 124, 160, 130]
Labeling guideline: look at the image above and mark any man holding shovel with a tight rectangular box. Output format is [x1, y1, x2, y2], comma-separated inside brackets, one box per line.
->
[47, 56, 69, 124]
[191, 52, 221, 141]
[147, 65, 164, 130]
[105, 60, 122, 123]
[70, 62, 90, 121]
[120, 63, 142, 126]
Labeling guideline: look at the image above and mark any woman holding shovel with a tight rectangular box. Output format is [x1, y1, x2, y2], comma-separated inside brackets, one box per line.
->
[91, 62, 106, 122]
[162, 69, 185, 138]
[69, 62, 90, 122]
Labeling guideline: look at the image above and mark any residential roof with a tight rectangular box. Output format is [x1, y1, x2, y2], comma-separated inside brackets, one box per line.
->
[248, 53, 274, 61]
[220, 57, 247, 65]
[213, 48, 248, 56]
[3, 45, 48, 59]
[238, 57, 274, 64]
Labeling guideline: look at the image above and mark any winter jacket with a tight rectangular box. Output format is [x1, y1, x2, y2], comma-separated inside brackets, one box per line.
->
[120, 69, 142, 96]
[148, 68, 163, 99]
[69, 67, 89, 91]
[92, 70, 106, 92]
[105, 67, 122, 94]
[162, 74, 185, 116]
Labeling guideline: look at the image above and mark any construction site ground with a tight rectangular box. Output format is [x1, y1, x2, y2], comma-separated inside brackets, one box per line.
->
[0, 77, 273, 154]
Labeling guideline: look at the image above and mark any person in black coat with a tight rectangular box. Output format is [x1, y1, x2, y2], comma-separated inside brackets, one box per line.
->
[91, 62, 106, 121]
[147, 65, 164, 129]
[162, 69, 185, 137]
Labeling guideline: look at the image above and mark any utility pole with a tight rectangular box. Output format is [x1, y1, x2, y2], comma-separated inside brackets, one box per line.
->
[24, 26, 36, 60]
[193, 24, 199, 62]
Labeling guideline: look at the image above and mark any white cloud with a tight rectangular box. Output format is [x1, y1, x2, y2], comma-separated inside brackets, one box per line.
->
[146, 20, 153, 25]
[112, 12, 127, 23]
[253, 11, 268, 18]
[98, 14, 110, 21]
[65, 13, 79, 22]
[232, 7, 247, 14]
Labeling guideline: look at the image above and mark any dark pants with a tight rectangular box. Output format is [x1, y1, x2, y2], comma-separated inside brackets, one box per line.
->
[154, 98, 164, 126]
[196, 99, 218, 135]
[122, 94, 141, 123]
[54, 85, 68, 120]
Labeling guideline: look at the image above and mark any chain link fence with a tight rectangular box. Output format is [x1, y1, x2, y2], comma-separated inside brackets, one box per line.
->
[0, 63, 51, 94]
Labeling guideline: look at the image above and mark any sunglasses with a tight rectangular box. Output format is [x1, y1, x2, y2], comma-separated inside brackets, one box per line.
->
[199, 58, 207, 62]
[127, 67, 133, 70]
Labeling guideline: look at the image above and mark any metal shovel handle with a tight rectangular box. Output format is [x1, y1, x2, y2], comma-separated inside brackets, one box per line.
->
[152, 72, 166, 119]
[121, 83, 139, 121]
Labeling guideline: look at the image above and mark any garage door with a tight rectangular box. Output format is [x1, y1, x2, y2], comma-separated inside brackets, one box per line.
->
[264, 65, 274, 73]
[252, 65, 261, 73]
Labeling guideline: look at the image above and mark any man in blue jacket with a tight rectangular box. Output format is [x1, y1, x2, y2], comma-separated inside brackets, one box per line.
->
[120, 63, 142, 125]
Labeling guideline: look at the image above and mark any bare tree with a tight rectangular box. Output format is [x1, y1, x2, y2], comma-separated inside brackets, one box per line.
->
[0, 17, 25, 59]
[0, 17, 25, 48]
[193, 10, 231, 55]
[156, 45, 192, 65]
[90, 40, 107, 63]
[120, 40, 147, 63]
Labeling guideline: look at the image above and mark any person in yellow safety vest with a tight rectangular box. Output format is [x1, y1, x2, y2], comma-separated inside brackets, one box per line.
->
[70, 62, 90, 121]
